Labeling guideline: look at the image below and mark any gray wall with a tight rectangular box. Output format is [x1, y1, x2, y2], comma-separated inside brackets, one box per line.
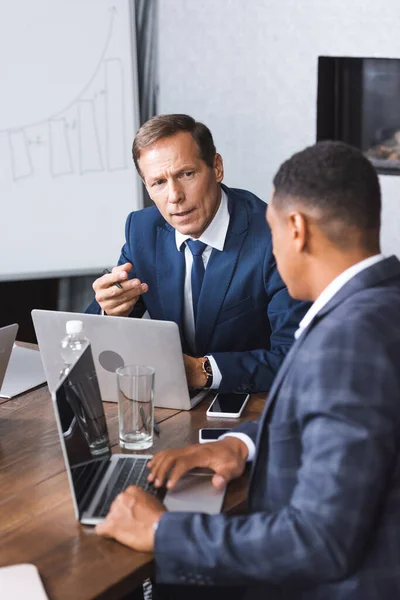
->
[158, 0, 400, 256]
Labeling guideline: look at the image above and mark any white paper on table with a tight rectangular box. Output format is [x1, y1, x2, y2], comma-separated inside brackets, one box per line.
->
[0, 564, 49, 599]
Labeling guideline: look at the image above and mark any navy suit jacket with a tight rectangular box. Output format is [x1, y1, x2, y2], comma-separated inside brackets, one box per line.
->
[155, 256, 400, 599]
[87, 185, 308, 393]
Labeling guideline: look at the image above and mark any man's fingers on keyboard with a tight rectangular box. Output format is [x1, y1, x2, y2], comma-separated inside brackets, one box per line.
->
[166, 458, 197, 489]
[151, 447, 206, 487]
[147, 453, 178, 485]
[147, 451, 167, 470]
[153, 461, 175, 487]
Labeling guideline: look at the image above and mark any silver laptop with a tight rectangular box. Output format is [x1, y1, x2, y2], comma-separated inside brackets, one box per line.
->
[0, 344, 46, 399]
[0, 324, 18, 391]
[32, 309, 208, 410]
[52, 344, 225, 525]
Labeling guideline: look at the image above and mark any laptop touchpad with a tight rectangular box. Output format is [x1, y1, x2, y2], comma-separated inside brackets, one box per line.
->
[164, 473, 225, 514]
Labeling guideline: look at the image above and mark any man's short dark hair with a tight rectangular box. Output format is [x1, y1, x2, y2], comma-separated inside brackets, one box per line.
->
[272, 141, 381, 249]
[132, 114, 216, 177]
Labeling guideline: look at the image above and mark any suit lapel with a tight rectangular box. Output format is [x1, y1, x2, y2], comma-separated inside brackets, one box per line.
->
[156, 225, 185, 334]
[260, 328, 311, 424]
[194, 193, 248, 356]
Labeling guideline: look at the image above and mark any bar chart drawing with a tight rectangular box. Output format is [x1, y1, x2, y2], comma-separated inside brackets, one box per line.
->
[105, 58, 128, 172]
[49, 119, 74, 177]
[7, 130, 33, 181]
[78, 100, 104, 174]
[0, 7, 129, 182]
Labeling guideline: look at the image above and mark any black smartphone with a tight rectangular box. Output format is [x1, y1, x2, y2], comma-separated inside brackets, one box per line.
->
[199, 428, 232, 443]
[206, 392, 250, 418]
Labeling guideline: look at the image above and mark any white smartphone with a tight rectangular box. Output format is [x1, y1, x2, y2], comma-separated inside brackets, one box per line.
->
[206, 392, 250, 419]
[199, 427, 232, 443]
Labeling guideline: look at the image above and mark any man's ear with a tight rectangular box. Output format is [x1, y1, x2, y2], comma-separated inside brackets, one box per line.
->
[213, 153, 224, 183]
[288, 211, 308, 253]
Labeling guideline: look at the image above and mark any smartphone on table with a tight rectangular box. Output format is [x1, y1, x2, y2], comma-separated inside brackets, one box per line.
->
[198, 427, 232, 443]
[206, 392, 250, 419]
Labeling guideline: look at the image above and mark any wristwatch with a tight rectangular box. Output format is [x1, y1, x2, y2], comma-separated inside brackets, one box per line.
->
[201, 356, 213, 390]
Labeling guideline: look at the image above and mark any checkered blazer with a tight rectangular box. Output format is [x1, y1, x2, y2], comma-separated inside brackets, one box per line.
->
[155, 256, 400, 600]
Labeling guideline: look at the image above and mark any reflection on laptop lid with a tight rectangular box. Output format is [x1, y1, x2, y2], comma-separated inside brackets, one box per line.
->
[32, 309, 208, 410]
[52, 344, 225, 525]
[0, 324, 18, 391]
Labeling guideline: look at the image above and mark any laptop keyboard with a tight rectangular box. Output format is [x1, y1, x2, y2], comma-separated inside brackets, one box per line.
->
[93, 457, 158, 518]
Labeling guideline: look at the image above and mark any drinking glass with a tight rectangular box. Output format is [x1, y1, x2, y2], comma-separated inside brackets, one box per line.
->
[116, 365, 155, 450]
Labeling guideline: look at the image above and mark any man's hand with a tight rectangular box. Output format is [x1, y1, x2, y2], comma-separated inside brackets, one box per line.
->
[183, 354, 208, 388]
[95, 486, 166, 552]
[92, 263, 148, 317]
[147, 438, 249, 490]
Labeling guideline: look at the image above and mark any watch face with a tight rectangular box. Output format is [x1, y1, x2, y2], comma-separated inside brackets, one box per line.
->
[203, 358, 212, 375]
[201, 358, 213, 390]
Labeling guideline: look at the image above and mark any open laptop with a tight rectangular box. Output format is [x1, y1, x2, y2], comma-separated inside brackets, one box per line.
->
[0, 324, 18, 391]
[1, 345, 46, 399]
[52, 343, 225, 525]
[32, 309, 208, 410]
[0, 323, 46, 398]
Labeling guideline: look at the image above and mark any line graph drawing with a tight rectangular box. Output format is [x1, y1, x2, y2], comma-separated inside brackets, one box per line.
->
[0, 6, 130, 182]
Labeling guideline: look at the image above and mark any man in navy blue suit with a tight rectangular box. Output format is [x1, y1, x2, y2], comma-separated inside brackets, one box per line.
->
[97, 141, 400, 599]
[87, 114, 307, 393]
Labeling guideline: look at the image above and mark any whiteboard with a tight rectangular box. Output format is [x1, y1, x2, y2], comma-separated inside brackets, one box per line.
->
[0, 0, 142, 281]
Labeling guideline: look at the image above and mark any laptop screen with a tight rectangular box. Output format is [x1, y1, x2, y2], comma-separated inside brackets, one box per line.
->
[54, 344, 111, 513]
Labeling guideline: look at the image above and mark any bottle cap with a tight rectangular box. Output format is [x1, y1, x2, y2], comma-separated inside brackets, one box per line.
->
[66, 320, 84, 334]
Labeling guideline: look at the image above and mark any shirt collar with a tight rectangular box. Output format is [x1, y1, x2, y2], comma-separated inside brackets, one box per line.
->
[175, 188, 229, 252]
[294, 254, 386, 339]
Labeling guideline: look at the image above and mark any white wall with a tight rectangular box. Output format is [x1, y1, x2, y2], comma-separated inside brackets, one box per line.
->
[158, 0, 400, 256]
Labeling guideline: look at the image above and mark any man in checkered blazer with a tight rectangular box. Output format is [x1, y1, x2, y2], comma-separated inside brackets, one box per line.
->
[97, 141, 400, 600]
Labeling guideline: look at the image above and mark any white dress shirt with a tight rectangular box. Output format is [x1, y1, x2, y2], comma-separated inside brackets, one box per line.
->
[175, 189, 230, 389]
[224, 253, 386, 461]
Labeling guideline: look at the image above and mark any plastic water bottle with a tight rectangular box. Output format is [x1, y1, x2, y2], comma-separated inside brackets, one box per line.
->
[59, 320, 90, 378]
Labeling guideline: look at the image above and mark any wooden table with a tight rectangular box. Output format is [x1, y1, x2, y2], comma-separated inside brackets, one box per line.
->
[0, 367, 265, 600]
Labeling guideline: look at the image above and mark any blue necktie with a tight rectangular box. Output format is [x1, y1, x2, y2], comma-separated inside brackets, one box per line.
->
[186, 239, 207, 323]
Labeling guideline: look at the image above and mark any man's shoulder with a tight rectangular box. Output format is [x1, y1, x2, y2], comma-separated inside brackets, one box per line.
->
[290, 281, 400, 419]
[223, 184, 267, 215]
[223, 185, 270, 238]
[338, 279, 400, 332]
[125, 205, 167, 231]
[307, 277, 400, 356]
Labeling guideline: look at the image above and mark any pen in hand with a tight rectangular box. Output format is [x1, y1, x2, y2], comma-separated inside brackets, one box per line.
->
[102, 268, 123, 290]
